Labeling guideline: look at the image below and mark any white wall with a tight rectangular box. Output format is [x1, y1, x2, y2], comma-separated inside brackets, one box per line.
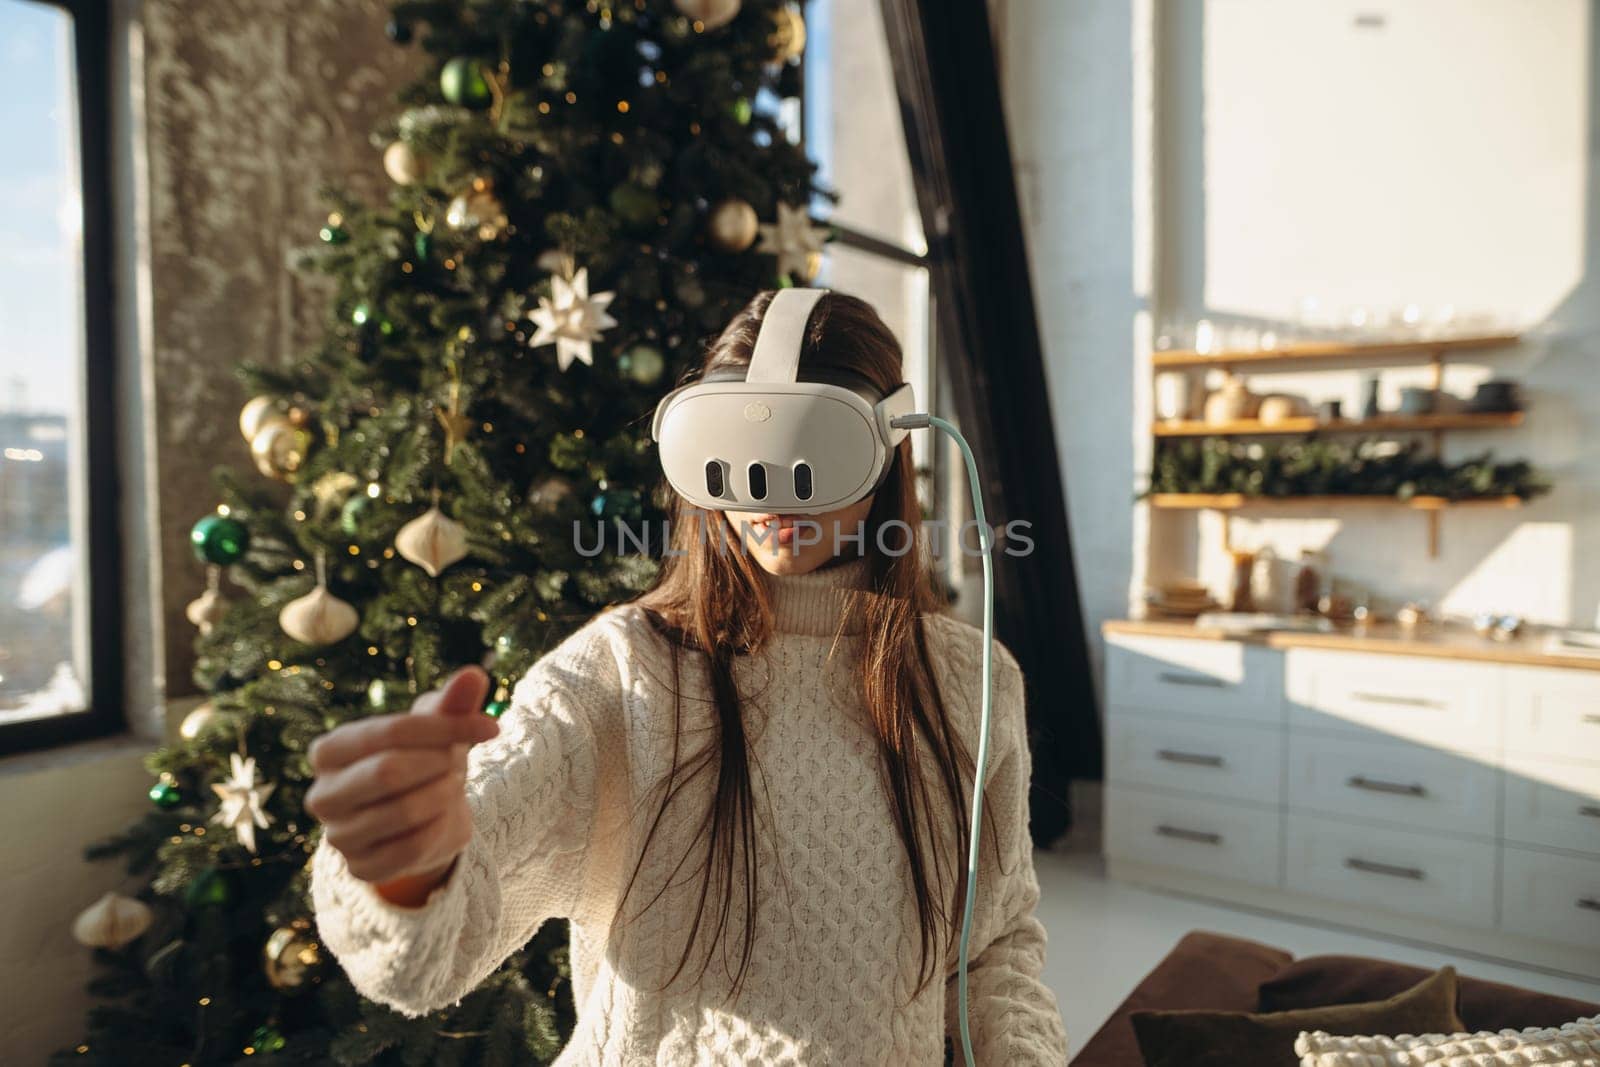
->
[999, 0, 1600, 689]
[995, 0, 1148, 698]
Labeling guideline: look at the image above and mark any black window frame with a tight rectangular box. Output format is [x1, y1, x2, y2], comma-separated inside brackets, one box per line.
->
[0, 0, 123, 756]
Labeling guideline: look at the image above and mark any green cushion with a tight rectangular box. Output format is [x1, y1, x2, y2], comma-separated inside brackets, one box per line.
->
[1130, 966, 1465, 1067]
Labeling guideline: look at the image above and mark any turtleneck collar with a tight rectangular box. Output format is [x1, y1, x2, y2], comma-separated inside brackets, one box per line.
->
[760, 556, 873, 636]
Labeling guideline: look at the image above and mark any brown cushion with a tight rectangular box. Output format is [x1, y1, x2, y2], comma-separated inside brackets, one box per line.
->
[1070, 931, 1292, 1067]
[1129, 967, 1465, 1067]
[1258, 954, 1600, 1031]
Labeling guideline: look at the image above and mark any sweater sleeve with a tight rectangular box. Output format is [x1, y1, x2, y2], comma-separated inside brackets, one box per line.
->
[943, 645, 1069, 1064]
[311, 621, 623, 1017]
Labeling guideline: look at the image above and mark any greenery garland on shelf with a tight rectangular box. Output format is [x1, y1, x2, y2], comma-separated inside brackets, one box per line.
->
[1148, 436, 1551, 502]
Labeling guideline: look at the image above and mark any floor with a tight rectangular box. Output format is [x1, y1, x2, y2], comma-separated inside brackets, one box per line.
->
[1031, 849, 1600, 1057]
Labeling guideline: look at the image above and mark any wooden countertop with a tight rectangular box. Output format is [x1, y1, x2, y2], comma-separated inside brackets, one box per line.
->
[1102, 617, 1600, 672]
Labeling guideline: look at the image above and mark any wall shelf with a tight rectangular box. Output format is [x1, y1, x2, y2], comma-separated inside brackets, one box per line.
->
[1146, 492, 1525, 558]
[1152, 411, 1524, 437]
[1147, 493, 1525, 511]
[1151, 332, 1520, 370]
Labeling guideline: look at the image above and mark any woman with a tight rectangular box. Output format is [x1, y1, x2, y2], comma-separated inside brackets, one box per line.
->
[307, 290, 1068, 1064]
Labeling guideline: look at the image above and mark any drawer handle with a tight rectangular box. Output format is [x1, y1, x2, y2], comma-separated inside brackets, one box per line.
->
[1158, 671, 1228, 689]
[1350, 691, 1444, 710]
[1345, 857, 1426, 881]
[1580, 805, 1600, 820]
[1584, 714, 1600, 726]
[1579, 898, 1600, 913]
[1155, 824, 1223, 846]
[1157, 749, 1226, 768]
[1346, 775, 1428, 798]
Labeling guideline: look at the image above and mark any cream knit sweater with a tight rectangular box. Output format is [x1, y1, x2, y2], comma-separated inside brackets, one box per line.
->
[311, 558, 1068, 1065]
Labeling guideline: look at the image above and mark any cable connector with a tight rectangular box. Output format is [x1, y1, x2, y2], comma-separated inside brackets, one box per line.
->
[890, 413, 932, 430]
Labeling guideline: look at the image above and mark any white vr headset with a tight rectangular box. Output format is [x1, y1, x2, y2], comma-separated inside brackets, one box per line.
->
[650, 288, 916, 515]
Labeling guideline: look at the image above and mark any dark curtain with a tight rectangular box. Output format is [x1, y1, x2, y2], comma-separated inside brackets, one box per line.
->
[878, 0, 1102, 845]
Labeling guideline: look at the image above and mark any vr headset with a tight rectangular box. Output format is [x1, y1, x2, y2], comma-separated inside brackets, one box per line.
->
[650, 288, 916, 515]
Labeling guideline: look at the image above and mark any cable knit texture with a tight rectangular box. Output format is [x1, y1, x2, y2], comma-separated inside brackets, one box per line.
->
[1296, 1015, 1600, 1066]
[311, 558, 1068, 1064]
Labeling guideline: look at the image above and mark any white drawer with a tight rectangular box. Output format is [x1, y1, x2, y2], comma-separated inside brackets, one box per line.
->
[1285, 813, 1497, 928]
[1501, 845, 1600, 952]
[1107, 712, 1283, 805]
[1286, 649, 1501, 752]
[1286, 733, 1499, 839]
[1504, 666, 1600, 764]
[1106, 784, 1282, 888]
[1107, 635, 1282, 724]
[1503, 754, 1600, 856]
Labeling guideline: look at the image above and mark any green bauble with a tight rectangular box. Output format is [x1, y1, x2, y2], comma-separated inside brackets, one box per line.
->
[318, 225, 348, 245]
[413, 230, 433, 261]
[591, 487, 643, 522]
[619, 344, 665, 385]
[730, 97, 753, 125]
[148, 780, 181, 809]
[190, 514, 248, 565]
[440, 57, 493, 109]
[484, 698, 510, 719]
[186, 868, 231, 907]
[249, 1026, 286, 1054]
[609, 182, 659, 228]
[339, 493, 371, 537]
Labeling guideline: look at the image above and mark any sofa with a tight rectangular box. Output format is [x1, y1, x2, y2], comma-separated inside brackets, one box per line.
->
[1070, 930, 1600, 1066]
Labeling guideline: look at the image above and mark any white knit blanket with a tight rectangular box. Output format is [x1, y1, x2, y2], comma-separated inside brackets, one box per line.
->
[1297, 1015, 1600, 1066]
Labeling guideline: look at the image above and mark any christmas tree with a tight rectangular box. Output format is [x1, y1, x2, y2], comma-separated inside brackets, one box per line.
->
[60, 1, 826, 1062]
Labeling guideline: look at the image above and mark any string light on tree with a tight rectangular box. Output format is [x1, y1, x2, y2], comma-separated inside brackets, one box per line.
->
[527, 266, 618, 371]
[446, 177, 508, 241]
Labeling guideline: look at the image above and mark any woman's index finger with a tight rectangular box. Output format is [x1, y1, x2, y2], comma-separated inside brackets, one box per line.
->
[308, 713, 498, 770]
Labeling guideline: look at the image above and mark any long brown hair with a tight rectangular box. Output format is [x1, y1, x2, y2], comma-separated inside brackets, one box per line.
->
[628, 290, 976, 1001]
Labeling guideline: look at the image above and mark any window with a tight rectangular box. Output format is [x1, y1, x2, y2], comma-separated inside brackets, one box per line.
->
[0, 0, 120, 754]
[800, 0, 964, 583]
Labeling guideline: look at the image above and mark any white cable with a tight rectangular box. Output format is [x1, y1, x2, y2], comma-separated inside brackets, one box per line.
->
[893, 413, 993, 1067]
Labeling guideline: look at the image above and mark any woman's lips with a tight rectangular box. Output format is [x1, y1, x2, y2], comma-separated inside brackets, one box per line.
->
[748, 514, 804, 545]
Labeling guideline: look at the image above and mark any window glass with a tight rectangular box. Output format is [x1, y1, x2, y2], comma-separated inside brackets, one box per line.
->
[804, 0, 927, 255]
[0, 0, 91, 724]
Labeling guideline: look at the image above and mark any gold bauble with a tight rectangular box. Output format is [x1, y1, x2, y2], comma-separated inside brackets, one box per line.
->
[797, 248, 823, 283]
[706, 199, 759, 252]
[238, 396, 279, 443]
[263, 922, 321, 990]
[769, 5, 806, 62]
[446, 183, 508, 241]
[382, 140, 426, 186]
[674, 0, 741, 31]
[250, 418, 310, 482]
